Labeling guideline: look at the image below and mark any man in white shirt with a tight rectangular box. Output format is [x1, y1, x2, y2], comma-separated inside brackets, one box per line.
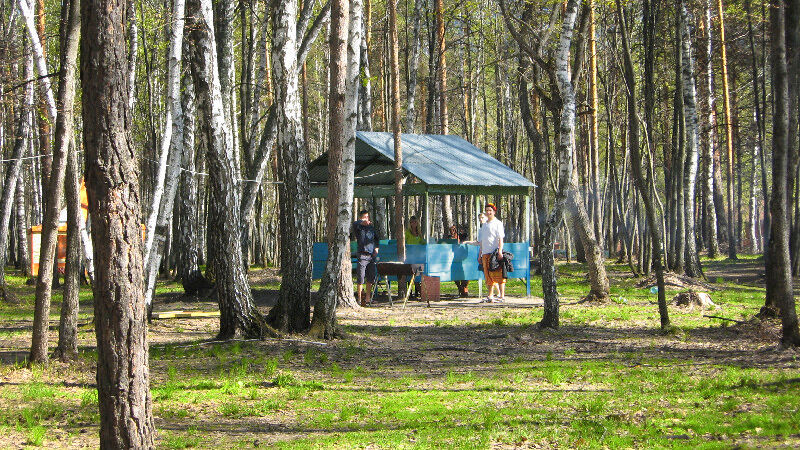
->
[478, 203, 506, 301]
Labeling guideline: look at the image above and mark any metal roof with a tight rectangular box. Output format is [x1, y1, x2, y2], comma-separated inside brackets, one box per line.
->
[309, 132, 535, 198]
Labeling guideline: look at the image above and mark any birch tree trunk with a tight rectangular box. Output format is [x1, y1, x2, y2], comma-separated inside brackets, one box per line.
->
[703, 0, 720, 257]
[15, 178, 31, 278]
[143, 0, 186, 312]
[765, 0, 800, 346]
[679, 4, 704, 279]
[750, 111, 761, 253]
[187, 0, 272, 339]
[267, 0, 313, 333]
[540, 0, 579, 329]
[30, 0, 81, 363]
[81, 0, 155, 443]
[177, 58, 208, 295]
[17, 0, 56, 120]
[0, 42, 32, 298]
[126, 0, 138, 110]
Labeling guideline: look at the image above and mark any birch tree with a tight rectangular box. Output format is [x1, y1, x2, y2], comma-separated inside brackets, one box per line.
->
[679, 4, 703, 279]
[540, 0, 579, 329]
[0, 39, 32, 301]
[143, 0, 186, 311]
[703, 0, 720, 257]
[266, 0, 314, 333]
[187, 0, 272, 339]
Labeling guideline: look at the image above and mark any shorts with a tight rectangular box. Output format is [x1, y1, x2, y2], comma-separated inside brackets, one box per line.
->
[357, 254, 377, 284]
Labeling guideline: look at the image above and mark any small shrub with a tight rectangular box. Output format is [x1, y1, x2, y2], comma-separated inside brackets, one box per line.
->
[262, 358, 279, 378]
[21, 382, 57, 401]
[273, 372, 298, 387]
[26, 425, 46, 446]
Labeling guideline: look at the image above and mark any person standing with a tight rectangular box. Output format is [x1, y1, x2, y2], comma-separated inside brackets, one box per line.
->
[479, 203, 505, 302]
[351, 210, 380, 306]
[449, 225, 470, 297]
[405, 215, 425, 245]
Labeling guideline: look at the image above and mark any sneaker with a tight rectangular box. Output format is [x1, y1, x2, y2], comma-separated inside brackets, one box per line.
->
[481, 296, 495, 303]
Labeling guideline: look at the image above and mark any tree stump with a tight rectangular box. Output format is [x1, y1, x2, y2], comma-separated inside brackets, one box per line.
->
[672, 291, 716, 310]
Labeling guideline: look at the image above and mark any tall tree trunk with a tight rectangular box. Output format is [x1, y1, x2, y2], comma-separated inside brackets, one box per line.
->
[187, 0, 272, 339]
[406, 0, 422, 133]
[81, 0, 155, 444]
[745, 0, 769, 253]
[786, 0, 800, 273]
[0, 42, 33, 298]
[588, 0, 602, 245]
[54, 137, 81, 361]
[17, 0, 57, 121]
[143, 0, 186, 312]
[750, 110, 762, 253]
[16, 178, 31, 278]
[177, 55, 207, 295]
[713, 0, 737, 259]
[53, 0, 82, 362]
[617, 0, 669, 328]
[311, 0, 359, 339]
[30, 0, 81, 363]
[703, 0, 720, 257]
[540, 0, 579, 329]
[359, 0, 373, 131]
[765, 0, 800, 345]
[35, 0, 51, 183]
[435, 0, 453, 232]
[126, 0, 138, 110]
[679, 4, 704, 279]
[392, 0, 405, 261]
[267, 0, 313, 333]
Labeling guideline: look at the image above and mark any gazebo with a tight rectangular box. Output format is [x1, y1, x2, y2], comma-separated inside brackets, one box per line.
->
[309, 131, 536, 297]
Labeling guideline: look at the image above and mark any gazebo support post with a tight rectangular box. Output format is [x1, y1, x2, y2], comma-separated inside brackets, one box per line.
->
[524, 194, 531, 297]
[476, 195, 482, 299]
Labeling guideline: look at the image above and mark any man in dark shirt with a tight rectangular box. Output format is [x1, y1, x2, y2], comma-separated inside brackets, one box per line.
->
[351, 210, 380, 306]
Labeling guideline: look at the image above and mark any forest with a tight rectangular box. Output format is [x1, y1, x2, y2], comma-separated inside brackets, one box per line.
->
[0, 0, 798, 446]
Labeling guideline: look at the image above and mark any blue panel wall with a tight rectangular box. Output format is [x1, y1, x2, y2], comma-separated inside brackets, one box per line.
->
[312, 241, 530, 285]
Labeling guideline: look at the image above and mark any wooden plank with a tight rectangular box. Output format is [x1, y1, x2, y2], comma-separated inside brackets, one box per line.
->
[153, 310, 220, 319]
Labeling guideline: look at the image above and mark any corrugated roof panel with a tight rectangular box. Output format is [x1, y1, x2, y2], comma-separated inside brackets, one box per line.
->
[308, 132, 535, 193]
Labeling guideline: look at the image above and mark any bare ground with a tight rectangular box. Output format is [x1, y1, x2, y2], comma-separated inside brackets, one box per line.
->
[1, 262, 799, 448]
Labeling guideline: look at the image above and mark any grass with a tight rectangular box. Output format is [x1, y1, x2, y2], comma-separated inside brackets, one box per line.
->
[0, 260, 798, 448]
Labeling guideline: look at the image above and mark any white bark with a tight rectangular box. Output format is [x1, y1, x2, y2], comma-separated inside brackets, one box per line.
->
[126, 0, 138, 110]
[143, 0, 186, 298]
[267, 0, 314, 332]
[340, 0, 362, 307]
[541, 0, 580, 328]
[0, 46, 33, 284]
[703, 0, 719, 256]
[680, 5, 703, 278]
[750, 110, 761, 252]
[16, 0, 56, 121]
